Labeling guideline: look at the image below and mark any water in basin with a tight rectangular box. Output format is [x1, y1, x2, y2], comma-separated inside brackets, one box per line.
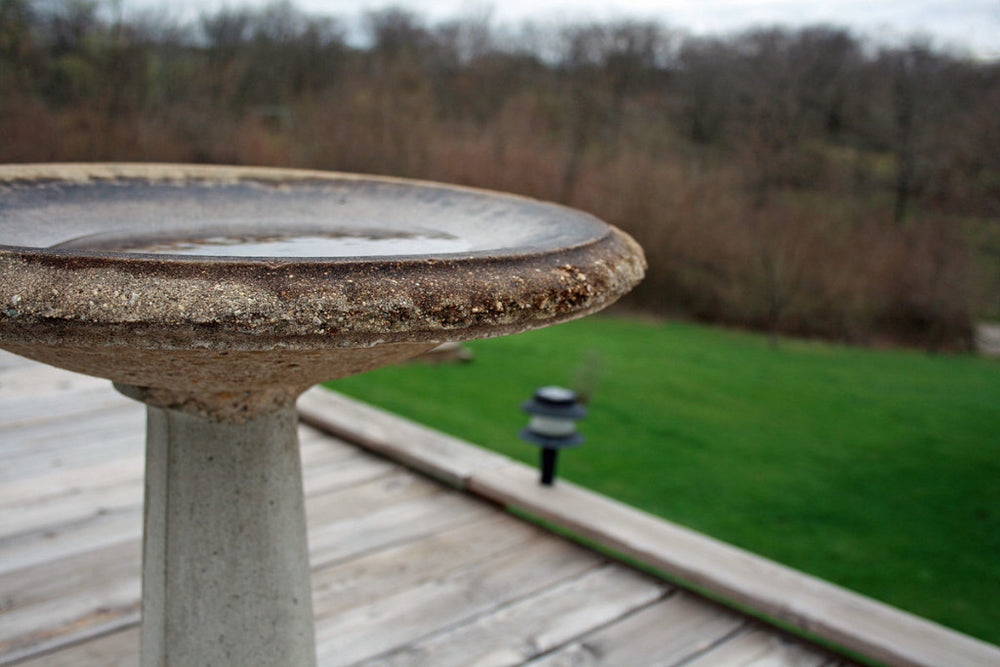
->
[1, 177, 604, 258]
[52, 228, 473, 258]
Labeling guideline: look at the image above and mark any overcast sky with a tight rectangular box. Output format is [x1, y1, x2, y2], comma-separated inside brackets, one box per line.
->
[129, 0, 1000, 59]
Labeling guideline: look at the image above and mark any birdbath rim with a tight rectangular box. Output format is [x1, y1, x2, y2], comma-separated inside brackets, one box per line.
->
[0, 163, 646, 399]
[0, 164, 648, 664]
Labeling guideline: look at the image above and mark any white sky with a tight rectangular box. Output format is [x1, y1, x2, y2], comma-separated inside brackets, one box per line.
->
[128, 0, 1000, 60]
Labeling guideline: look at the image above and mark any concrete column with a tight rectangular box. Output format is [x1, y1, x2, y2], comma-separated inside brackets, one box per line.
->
[123, 388, 316, 667]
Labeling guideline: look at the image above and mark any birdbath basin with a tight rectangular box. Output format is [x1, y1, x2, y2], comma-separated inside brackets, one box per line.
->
[0, 163, 645, 666]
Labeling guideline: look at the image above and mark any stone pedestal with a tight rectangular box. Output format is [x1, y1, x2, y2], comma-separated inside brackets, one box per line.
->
[122, 387, 316, 667]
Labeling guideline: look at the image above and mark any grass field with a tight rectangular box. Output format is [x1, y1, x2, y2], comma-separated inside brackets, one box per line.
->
[326, 315, 1000, 645]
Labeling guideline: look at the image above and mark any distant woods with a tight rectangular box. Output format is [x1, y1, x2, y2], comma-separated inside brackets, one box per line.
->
[3, 0, 999, 349]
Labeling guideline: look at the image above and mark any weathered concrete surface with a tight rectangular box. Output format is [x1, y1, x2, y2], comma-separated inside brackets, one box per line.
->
[0, 163, 647, 666]
[138, 397, 316, 667]
[0, 164, 645, 382]
[0, 164, 645, 413]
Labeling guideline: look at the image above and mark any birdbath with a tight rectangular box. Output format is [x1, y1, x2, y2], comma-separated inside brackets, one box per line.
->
[0, 163, 645, 666]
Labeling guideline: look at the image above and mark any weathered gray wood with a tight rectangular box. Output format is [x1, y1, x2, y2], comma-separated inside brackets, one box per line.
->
[470, 463, 1000, 667]
[0, 365, 875, 667]
[0, 439, 393, 575]
[0, 387, 132, 431]
[0, 612, 139, 667]
[0, 361, 109, 399]
[1, 458, 436, 573]
[1, 473, 142, 540]
[361, 564, 671, 666]
[315, 536, 605, 666]
[0, 456, 143, 509]
[0, 370, 423, 665]
[0, 411, 143, 482]
[301, 446, 399, 497]
[0, 402, 140, 447]
[9, 627, 140, 667]
[0, 508, 141, 576]
[301, 388, 1000, 667]
[311, 514, 542, 621]
[524, 592, 745, 666]
[0, 350, 34, 372]
[298, 387, 511, 488]
[0, 540, 141, 656]
[682, 625, 832, 666]
[2, 516, 545, 667]
[0, 489, 507, 664]
[308, 482, 493, 568]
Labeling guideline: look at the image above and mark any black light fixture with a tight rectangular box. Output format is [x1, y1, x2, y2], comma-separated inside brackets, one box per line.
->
[520, 386, 585, 486]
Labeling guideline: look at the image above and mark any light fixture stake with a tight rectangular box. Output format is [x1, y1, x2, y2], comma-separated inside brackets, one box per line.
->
[519, 386, 585, 486]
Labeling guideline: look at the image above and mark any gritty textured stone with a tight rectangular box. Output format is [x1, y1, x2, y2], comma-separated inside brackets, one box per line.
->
[141, 402, 316, 666]
[0, 164, 646, 666]
[0, 163, 646, 416]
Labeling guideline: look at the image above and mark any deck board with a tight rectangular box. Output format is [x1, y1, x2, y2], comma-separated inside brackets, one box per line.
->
[299, 390, 1000, 667]
[314, 537, 605, 666]
[682, 626, 835, 666]
[361, 565, 670, 667]
[0, 353, 845, 666]
[524, 592, 746, 666]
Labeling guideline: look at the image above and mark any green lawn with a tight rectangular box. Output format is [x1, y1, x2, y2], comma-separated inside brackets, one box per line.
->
[326, 315, 1000, 646]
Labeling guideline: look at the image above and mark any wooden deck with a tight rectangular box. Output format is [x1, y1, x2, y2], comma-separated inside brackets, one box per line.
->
[0, 352, 854, 666]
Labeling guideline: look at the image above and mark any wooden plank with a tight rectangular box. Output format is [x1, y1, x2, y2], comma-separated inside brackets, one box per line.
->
[469, 463, 1000, 667]
[299, 427, 377, 460]
[0, 388, 133, 432]
[2, 402, 322, 486]
[523, 591, 745, 666]
[314, 535, 605, 666]
[308, 483, 493, 568]
[6, 516, 542, 666]
[0, 447, 392, 576]
[0, 436, 140, 485]
[1, 425, 377, 508]
[0, 468, 494, 663]
[0, 402, 141, 449]
[303, 389, 1000, 667]
[0, 363, 109, 400]
[6, 375, 979, 667]
[0, 508, 141, 576]
[0, 409, 143, 483]
[298, 387, 512, 488]
[311, 514, 542, 621]
[0, 456, 143, 509]
[0, 610, 138, 667]
[682, 625, 832, 666]
[0, 351, 34, 372]
[301, 446, 399, 498]
[305, 470, 448, 529]
[1, 474, 142, 540]
[0, 479, 498, 664]
[362, 564, 671, 667]
[8, 627, 140, 667]
[1, 466, 446, 572]
[0, 435, 404, 578]
[0, 541, 141, 657]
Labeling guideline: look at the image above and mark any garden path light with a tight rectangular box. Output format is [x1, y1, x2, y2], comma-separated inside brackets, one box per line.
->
[520, 385, 586, 486]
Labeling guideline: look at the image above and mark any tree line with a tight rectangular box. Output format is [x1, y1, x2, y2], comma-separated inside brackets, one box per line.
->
[2, 0, 999, 348]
